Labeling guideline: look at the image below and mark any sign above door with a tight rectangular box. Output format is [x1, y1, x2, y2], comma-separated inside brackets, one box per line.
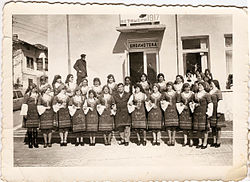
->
[128, 40, 159, 49]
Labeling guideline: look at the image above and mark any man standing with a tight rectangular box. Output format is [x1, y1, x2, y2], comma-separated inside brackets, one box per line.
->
[113, 83, 131, 146]
[73, 54, 87, 85]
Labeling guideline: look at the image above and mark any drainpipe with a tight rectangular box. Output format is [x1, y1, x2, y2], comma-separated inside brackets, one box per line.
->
[175, 14, 179, 75]
[66, 15, 71, 74]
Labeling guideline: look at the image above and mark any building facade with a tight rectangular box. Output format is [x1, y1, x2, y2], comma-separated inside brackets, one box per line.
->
[48, 14, 232, 90]
[13, 34, 48, 91]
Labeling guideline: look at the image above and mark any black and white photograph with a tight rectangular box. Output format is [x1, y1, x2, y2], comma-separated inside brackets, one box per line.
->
[13, 13, 234, 166]
[2, 2, 248, 181]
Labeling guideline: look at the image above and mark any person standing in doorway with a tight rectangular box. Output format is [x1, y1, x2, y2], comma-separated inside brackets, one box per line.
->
[74, 54, 88, 85]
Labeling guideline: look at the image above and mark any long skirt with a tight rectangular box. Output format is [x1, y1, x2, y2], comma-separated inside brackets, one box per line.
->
[164, 105, 179, 127]
[86, 110, 99, 132]
[179, 108, 193, 130]
[57, 108, 71, 129]
[99, 109, 114, 131]
[147, 107, 162, 130]
[131, 105, 147, 129]
[26, 104, 39, 128]
[193, 106, 207, 131]
[72, 109, 86, 132]
[40, 109, 54, 130]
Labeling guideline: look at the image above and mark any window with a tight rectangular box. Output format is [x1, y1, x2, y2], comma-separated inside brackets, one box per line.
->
[45, 58, 48, 71]
[28, 78, 33, 85]
[16, 91, 23, 98]
[182, 37, 209, 74]
[225, 35, 233, 76]
[26, 57, 34, 69]
[13, 91, 17, 99]
[36, 58, 43, 71]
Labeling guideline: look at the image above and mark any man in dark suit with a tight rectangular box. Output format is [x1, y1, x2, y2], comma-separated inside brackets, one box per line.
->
[73, 54, 87, 85]
[113, 83, 131, 146]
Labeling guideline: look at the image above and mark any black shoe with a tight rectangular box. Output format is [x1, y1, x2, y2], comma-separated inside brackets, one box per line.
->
[210, 143, 216, 147]
[215, 143, 221, 148]
[64, 142, 67, 146]
[44, 143, 47, 148]
[75, 142, 79, 146]
[93, 143, 96, 146]
[171, 140, 175, 146]
[182, 143, 187, 147]
[156, 142, 160, 146]
[152, 141, 156, 146]
[34, 143, 39, 148]
[201, 145, 207, 149]
[60, 142, 64, 146]
[119, 140, 125, 145]
[196, 144, 202, 148]
[89, 143, 93, 146]
[189, 143, 193, 147]
[136, 141, 141, 146]
[80, 142, 84, 146]
[142, 141, 146, 146]
[167, 141, 171, 146]
[28, 143, 33, 148]
[48, 143, 52, 147]
[124, 142, 129, 146]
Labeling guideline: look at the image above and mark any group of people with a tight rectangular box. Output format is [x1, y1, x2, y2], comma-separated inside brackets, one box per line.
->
[20, 67, 226, 149]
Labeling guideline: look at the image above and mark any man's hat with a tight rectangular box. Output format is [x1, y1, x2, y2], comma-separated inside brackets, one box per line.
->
[81, 54, 86, 58]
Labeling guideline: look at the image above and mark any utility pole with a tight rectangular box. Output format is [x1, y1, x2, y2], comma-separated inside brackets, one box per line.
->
[66, 15, 71, 74]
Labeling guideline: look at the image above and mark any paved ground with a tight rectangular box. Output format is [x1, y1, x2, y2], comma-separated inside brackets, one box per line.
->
[14, 138, 232, 167]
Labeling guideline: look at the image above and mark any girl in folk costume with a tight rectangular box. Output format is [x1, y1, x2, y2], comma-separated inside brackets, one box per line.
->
[79, 78, 90, 97]
[128, 83, 147, 146]
[37, 84, 54, 148]
[124, 76, 133, 94]
[204, 69, 213, 82]
[173, 75, 184, 94]
[38, 75, 49, 93]
[157, 73, 167, 93]
[92, 77, 102, 97]
[193, 82, 213, 149]
[184, 70, 195, 86]
[20, 83, 40, 148]
[68, 86, 86, 146]
[97, 85, 116, 145]
[85, 90, 99, 146]
[65, 74, 77, 97]
[52, 84, 71, 146]
[139, 73, 151, 95]
[161, 82, 179, 146]
[107, 74, 117, 95]
[209, 80, 226, 148]
[145, 83, 163, 146]
[176, 83, 195, 147]
[52, 75, 63, 96]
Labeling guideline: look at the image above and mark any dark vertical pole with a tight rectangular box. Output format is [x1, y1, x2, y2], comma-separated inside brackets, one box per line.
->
[175, 14, 179, 75]
[66, 15, 71, 74]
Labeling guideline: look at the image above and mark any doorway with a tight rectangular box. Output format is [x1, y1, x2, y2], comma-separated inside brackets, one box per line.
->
[129, 52, 144, 84]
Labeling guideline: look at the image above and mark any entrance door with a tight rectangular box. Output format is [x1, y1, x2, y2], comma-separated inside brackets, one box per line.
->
[129, 52, 144, 84]
[146, 52, 157, 84]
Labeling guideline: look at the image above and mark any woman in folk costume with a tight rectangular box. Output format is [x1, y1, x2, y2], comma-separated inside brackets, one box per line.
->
[145, 83, 163, 146]
[37, 84, 54, 148]
[128, 83, 147, 146]
[52, 75, 63, 96]
[20, 83, 40, 148]
[176, 83, 195, 147]
[65, 74, 77, 97]
[113, 83, 131, 146]
[124, 76, 133, 94]
[173, 75, 184, 94]
[85, 90, 99, 146]
[68, 86, 86, 146]
[52, 84, 71, 146]
[184, 70, 195, 86]
[97, 85, 116, 145]
[209, 80, 226, 148]
[92, 77, 102, 97]
[139, 73, 151, 95]
[193, 82, 213, 149]
[157, 73, 167, 93]
[161, 81, 179, 146]
[107, 74, 117, 95]
[79, 78, 90, 97]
